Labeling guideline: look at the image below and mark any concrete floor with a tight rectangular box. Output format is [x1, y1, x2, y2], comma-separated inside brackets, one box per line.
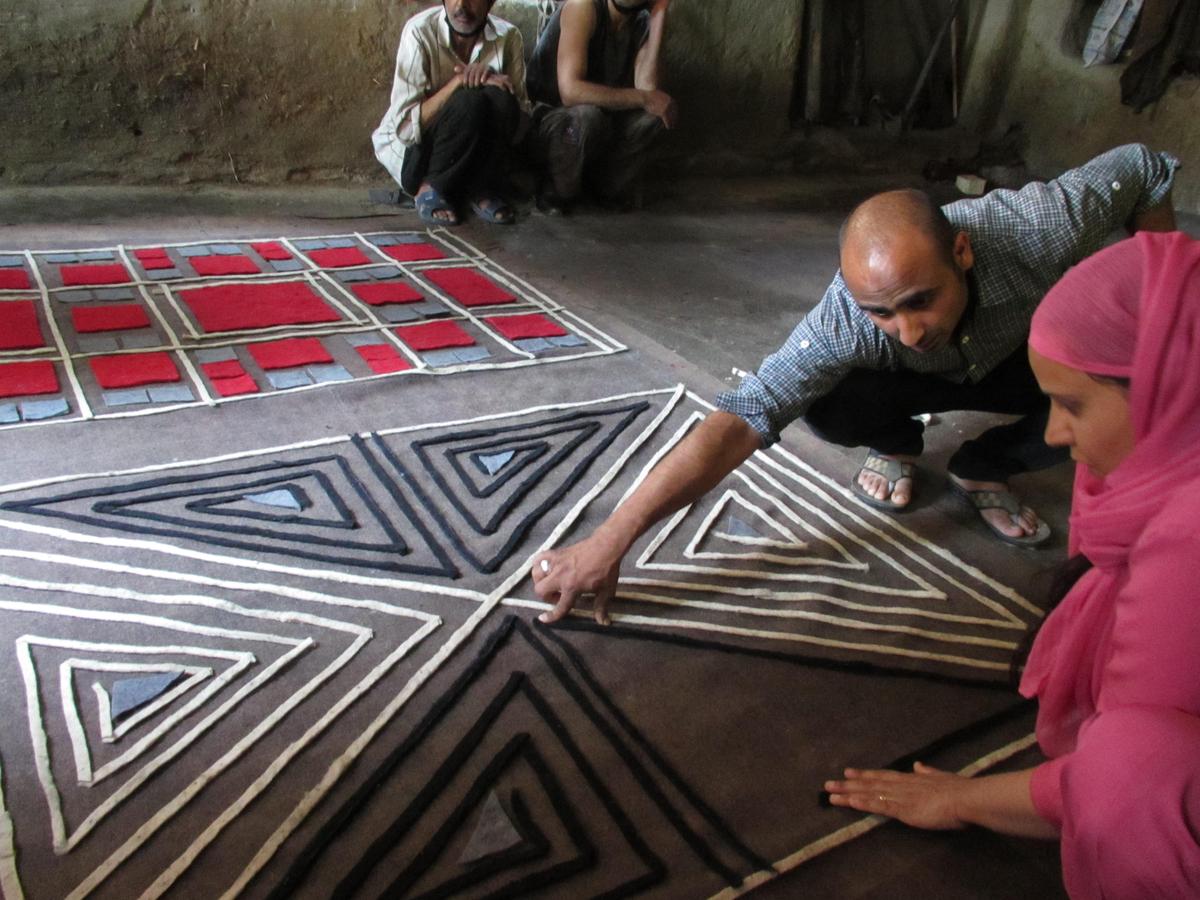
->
[6, 174, 1186, 898]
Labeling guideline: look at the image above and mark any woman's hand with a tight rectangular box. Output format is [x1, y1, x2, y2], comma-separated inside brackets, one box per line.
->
[824, 763, 970, 830]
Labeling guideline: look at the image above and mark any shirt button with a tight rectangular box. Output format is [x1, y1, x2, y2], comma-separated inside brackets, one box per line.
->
[968, 364, 978, 372]
[799, 339, 810, 349]
[1112, 180, 1121, 191]
[961, 335, 971, 344]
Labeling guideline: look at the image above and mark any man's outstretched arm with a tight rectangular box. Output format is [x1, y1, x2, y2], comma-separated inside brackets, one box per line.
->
[532, 411, 762, 625]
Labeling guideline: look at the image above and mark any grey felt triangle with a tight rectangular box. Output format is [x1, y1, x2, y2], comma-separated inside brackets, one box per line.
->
[474, 450, 516, 477]
[244, 488, 304, 510]
[457, 790, 524, 866]
[110, 671, 184, 721]
[724, 514, 764, 539]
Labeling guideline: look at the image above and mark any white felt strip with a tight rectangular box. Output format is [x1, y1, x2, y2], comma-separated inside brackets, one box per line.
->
[28, 248, 92, 421]
[84, 661, 212, 742]
[0, 756, 22, 900]
[710, 732, 1039, 900]
[685, 488, 813, 557]
[0, 549, 439, 622]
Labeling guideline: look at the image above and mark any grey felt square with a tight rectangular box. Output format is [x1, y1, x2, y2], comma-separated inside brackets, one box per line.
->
[420, 349, 464, 368]
[306, 364, 353, 384]
[514, 338, 553, 352]
[0, 403, 19, 424]
[196, 347, 239, 363]
[343, 332, 387, 347]
[271, 260, 305, 272]
[365, 267, 400, 280]
[44, 253, 80, 263]
[390, 233, 426, 244]
[292, 239, 328, 251]
[210, 244, 244, 255]
[0, 255, 25, 267]
[453, 346, 491, 363]
[324, 237, 357, 249]
[120, 333, 163, 350]
[380, 305, 421, 323]
[413, 302, 448, 317]
[367, 235, 401, 246]
[20, 398, 70, 420]
[103, 389, 150, 407]
[79, 251, 115, 262]
[148, 385, 196, 403]
[94, 288, 136, 301]
[178, 246, 212, 258]
[78, 336, 121, 353]
[265, 369, 314, 389]
[147, 269, 182, 280]
[335, 270, 371, 283]
[56, 290, 95, 303]
[549, 334, 587, 347]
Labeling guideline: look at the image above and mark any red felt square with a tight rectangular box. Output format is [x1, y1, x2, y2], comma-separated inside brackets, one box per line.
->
[394, 320, 476, 351]
[138, 255, 176, 271]
[247, 337, 334, 370]
[89, 352, 181, 389]
[0, 301, 46, 350]
[60, 264, 132, 286]
[307, 247, 372, 268]
[423, 267, 516, 306]
[209, 373, 259, 397]
[0, 270, 32, 290]
[0, 361, 59, 398]
[381, 243, 447, 263]
[485, 313, 569, 340]
[355, 344, 413, 374]
[250, 242, 292, 261]
[71, 304, 152, 333]
[180, 282, 341, 332]
[350, 282, 424, 306]
[134, 247, 170, 261]
[201, 360, 247, 380]
[190, 255, 261, 277]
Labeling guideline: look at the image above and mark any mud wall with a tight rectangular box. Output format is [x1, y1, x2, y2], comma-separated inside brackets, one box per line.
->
[0, 0, 803, 186]
[959, 0, 1199, 213]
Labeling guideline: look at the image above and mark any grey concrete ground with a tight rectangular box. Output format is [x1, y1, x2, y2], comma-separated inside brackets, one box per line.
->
[6, 175, 1188, 897]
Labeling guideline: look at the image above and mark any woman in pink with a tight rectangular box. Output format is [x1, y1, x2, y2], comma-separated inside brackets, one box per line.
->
[825, 230, 1200, 899]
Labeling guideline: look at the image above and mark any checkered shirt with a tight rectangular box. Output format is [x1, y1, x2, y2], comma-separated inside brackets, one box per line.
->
[717, 143, 1180, 445]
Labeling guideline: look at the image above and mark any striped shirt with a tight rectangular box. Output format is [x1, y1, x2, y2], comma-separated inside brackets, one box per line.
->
[372, 7, 531, 188]
[717, 144, 1180, 445]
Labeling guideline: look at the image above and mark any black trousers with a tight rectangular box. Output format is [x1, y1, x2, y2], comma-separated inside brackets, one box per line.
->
[400, 86, 520, 198]
[533, 103, 664, 201]
[804, 345, 1069, 482]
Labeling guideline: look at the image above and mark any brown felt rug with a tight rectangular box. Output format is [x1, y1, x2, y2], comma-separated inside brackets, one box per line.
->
[0, 231, 1042, 899]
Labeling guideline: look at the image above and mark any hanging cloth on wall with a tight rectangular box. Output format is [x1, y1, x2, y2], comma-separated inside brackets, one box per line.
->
[1082, 0, 1144, 66]
[1120, 0, 1200, 110]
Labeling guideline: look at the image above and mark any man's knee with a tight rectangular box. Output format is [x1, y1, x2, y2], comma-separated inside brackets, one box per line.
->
[565, 104, 612, 142]
[442, 86, 492, 126]
[804, 370, 899, 447]
[1062, 707, 1200, 897]
[480, 85, 520, 128]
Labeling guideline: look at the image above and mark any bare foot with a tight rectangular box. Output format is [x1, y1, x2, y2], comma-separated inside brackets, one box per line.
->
[949, 475, 1042, 540]
[857, 453, 917, 509]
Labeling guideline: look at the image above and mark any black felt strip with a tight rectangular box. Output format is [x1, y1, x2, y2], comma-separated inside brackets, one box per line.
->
[538, 622, 775, 874]
[544, 620, 1017, 691]
[453, 440, 551, 498]
[0, 452, 463, 576]
[517, 620, 749, 887]
[374, 401, 650, 574]
[263, 617, 523, 900]
[390, 737, 595, 900]
[186, 478, 349, 528]
[420, 421, 601, 535]
[267, 616, 670, 900]
[350, 434, 461, 578]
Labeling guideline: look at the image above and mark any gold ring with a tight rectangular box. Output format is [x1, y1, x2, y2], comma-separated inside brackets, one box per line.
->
[877, 794, 888, 802]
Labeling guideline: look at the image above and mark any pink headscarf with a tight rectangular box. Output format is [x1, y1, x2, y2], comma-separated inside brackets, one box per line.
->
[1022, 230, 1200, 753]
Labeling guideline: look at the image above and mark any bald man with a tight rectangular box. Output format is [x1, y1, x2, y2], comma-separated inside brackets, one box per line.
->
[532, 144, 1178, 625]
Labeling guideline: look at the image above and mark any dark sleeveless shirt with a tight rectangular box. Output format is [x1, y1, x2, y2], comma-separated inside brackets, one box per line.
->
[527, 0, 650, 106]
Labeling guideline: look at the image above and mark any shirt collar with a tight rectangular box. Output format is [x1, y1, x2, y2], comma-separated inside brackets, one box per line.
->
[438, 12, 497, 49]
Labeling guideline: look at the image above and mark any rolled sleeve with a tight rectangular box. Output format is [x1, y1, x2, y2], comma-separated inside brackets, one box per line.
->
[1029, 756, 1067, 830]
[716, 277, 888, 445]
